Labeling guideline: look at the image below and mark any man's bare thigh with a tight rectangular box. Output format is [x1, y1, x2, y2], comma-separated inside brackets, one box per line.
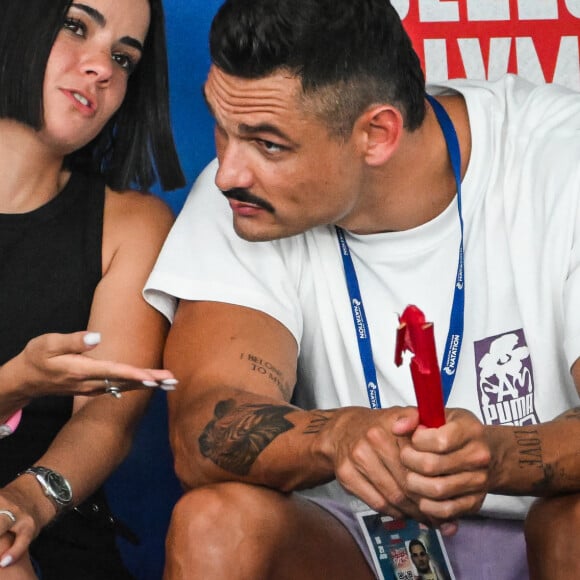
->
[165, 482, 376, 580]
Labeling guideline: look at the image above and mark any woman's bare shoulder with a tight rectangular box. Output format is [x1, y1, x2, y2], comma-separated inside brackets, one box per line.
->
[102, 187, 175, 271]
[105, 187, 174, 228]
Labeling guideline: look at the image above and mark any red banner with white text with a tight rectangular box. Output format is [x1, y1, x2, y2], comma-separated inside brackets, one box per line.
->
[396, 0, 580, 90]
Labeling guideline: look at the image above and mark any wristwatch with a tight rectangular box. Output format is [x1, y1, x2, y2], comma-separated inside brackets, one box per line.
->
[22, 466, 73, 513]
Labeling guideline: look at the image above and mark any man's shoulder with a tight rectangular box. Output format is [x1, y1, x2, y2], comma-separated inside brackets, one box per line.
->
[428, 73, 558, 94]
[428, 74, 579, 117]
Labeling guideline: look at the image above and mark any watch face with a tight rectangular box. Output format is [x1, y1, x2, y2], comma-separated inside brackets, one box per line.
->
[46, 471, 73, 503]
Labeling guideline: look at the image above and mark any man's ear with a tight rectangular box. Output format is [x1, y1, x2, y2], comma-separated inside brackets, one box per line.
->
[354, 105, 404, 166]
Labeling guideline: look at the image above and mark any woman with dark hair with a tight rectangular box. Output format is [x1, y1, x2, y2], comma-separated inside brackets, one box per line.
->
[0, 0, 185, 577]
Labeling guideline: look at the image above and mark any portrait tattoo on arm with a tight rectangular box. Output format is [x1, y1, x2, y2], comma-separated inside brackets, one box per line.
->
[199, 399, 294, 475]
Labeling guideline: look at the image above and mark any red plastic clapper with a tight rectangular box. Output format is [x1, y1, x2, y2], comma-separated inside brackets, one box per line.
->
[394, 305, 446, 427]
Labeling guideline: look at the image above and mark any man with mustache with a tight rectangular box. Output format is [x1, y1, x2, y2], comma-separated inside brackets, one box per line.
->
[145, 0, 580, 577]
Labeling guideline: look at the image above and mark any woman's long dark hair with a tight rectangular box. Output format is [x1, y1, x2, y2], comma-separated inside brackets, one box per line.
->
[0, 0, 184, 191]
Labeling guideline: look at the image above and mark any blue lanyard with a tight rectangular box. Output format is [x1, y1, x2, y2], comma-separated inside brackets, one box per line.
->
[337, 227, 383, 409]
[337, 93, 465, 409]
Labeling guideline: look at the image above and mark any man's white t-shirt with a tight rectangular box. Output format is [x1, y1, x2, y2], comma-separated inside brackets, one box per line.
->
[145, 75, 580, 520]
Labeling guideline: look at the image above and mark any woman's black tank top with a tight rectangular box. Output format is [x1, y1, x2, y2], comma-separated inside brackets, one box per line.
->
[0, 171, 102, 478]
[0, 172, 134, 579]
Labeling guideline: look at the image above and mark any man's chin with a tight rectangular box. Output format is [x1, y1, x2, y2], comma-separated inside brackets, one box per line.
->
[232, 218, 291, 242]
[233, 222, 275, 242]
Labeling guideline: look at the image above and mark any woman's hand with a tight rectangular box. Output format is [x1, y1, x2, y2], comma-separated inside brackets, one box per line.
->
[2, 330, 176, 406]
[0, 486, 41, 569]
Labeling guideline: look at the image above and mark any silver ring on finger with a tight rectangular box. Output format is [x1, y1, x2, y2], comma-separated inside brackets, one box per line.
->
[0, 509, 16, 524]
[104, 378, 122, 399]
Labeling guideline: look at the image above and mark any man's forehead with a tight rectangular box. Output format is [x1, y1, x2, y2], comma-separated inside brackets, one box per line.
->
[204, 65, 303, 117]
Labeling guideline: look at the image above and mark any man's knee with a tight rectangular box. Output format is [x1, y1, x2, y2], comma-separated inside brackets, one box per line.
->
[165, 484, 374, 580]
[164, 483, 293, 579]
[525, 494, 580, 578]
[525, 494, 580, 542]
[167, 483, 287, 554]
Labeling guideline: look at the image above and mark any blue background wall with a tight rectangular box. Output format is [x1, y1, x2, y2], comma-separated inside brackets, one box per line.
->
[106, 2, 224, 578]
[159, 0, 224, 215]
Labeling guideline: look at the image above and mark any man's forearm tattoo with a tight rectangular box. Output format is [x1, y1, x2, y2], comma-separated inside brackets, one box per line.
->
[562, 407, 580, 421]
[240, 353, 293, 400]
[514, 429, 543, 468]
[515, 408, 580, 492]
[303, 411, 334, 434]
[199, 399, 294, 475]
[514, 428, 553, 491]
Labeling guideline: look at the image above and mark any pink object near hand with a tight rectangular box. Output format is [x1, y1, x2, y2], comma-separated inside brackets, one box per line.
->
[0, 409, 23, 439]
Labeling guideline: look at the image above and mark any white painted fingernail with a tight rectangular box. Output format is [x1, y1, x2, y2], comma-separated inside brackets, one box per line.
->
[161, 379, 179, 386]
[161, 384, 177, 391]
[0, 555, 13, 568]
[142, 380, 159, 387]
[84, 332, 101, 346]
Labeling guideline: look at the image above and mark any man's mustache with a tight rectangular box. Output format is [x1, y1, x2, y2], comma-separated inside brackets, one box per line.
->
[221, 188, 275, 213]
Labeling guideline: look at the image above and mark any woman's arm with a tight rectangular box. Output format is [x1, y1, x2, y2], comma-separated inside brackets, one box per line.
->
[0, 189, 174, 564]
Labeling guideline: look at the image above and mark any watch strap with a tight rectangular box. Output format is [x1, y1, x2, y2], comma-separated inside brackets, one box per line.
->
[22, 466, 73, 513]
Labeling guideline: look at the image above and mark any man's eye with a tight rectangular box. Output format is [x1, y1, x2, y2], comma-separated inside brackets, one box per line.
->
[260, 140, 285, 153]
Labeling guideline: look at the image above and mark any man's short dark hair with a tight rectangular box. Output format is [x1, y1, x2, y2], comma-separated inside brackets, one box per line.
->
[0, 0, 184, 191]
[209, 0, 426, 138]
